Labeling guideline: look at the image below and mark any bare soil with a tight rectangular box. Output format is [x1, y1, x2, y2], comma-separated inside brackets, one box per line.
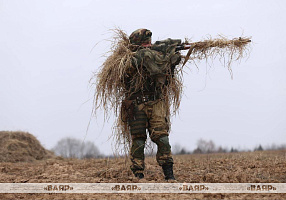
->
[0, 150, 286, 199]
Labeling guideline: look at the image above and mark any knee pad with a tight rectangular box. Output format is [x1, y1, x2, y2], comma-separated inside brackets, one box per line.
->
[151, 135, 171, 149]
[131, 138, 146, 159]
[152, 135, 172, 162]
[133, 138, 146, 147]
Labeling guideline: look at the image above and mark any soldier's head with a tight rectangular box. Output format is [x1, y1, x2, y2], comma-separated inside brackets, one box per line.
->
[129, 29, 152, 47]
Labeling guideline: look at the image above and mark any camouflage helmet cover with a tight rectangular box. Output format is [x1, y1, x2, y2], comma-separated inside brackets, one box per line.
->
[129, 29, 152, 45]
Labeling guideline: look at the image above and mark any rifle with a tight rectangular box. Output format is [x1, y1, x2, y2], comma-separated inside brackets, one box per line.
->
[151, 37, 251, 66]
[150, 39, 195, 67]
[151, 38, 183, 53]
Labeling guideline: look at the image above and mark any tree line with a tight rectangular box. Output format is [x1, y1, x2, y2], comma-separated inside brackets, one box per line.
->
[172, 139, 286, 155]
[52, 137, 286, 158]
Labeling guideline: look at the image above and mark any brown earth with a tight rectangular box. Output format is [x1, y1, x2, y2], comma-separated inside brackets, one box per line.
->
[0, 150, 286, 199]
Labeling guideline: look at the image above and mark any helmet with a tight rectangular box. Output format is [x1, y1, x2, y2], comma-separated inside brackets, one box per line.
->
[129, 29, 152, 45]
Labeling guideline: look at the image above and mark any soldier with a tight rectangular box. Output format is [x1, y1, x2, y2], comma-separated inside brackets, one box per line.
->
[123, 28, 182, 180]
[95, 28, 251, 181]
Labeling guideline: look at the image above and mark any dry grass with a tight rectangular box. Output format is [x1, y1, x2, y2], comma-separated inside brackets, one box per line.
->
[0, 131, 54, 162]
[90, 29, 135, 154]
[183, 36, 251, 77]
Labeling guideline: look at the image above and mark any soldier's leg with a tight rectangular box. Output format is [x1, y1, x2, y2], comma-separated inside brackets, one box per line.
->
[147, 102, 175, 180]
[130, 137, 146, 177]
[150, 134, 173, 166]
[129, 107, 148, 177]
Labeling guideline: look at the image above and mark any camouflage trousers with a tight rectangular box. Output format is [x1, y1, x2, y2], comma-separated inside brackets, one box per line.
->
[128, 100, 173, 175]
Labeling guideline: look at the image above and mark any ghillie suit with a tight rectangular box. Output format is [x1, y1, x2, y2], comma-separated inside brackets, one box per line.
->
[92, 28, 251, 179]
[92, 28, 182, 179]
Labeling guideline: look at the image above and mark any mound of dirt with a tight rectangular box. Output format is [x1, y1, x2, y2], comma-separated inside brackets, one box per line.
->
[0, 131, 54, 162]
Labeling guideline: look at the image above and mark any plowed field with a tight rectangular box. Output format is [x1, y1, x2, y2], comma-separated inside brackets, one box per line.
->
[1, 150, 286, 199]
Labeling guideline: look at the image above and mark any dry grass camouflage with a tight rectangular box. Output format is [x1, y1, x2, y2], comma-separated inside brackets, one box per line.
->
[90, 28, 251, 154]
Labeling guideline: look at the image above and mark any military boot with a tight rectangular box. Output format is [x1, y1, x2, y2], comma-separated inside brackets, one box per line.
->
[162, 163, 175, 180]
[134, 172, 144, 179]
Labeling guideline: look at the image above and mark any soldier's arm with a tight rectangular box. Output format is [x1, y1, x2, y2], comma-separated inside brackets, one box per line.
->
[152, 38, 182, 54]
[133, 49, 162, 75]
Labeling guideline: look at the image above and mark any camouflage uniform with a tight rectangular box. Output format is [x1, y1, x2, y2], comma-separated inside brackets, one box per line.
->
[129, 100, 172, 174]
[126, 29, 181, 179]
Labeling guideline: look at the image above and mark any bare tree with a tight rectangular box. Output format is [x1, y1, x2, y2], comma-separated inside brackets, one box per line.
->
[81, 141, 101, 158]
[217, 146, 227, 153]
[197, 139, 216, 153]
[265, 143, 286, 151]
[172, 143, 189, 155]
[193, 139, 216, 154]
[173, 143, 183, 155]
[52, 137, 100, 159]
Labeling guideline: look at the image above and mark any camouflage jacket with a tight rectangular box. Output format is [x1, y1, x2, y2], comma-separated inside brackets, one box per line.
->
[125, 39, 182, 99]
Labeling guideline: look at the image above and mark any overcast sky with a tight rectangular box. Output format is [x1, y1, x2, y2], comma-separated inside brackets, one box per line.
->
[1, 0, 285, 155]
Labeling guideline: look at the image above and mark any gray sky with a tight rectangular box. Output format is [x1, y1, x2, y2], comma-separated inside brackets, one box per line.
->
[1, 0, 285, 155]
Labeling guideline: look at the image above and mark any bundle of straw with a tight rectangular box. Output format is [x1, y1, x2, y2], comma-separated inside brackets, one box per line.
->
[183, 36, 251, 76]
